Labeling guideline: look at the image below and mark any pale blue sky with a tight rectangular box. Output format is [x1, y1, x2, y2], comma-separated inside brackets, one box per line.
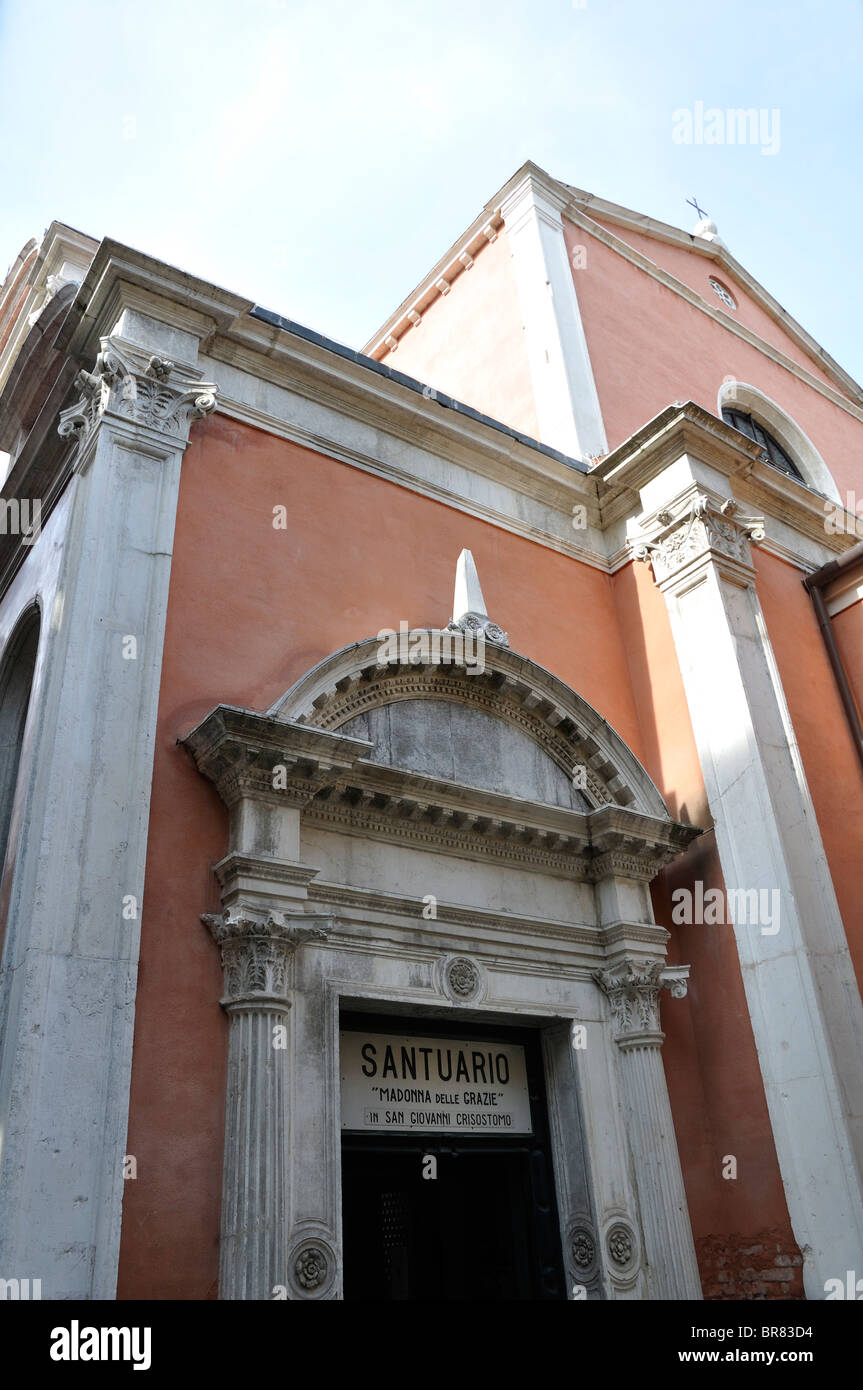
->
[1, 0, 860, 379]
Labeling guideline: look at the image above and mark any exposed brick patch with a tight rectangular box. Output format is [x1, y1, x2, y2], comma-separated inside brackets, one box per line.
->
[696, 1230, 805, 1299]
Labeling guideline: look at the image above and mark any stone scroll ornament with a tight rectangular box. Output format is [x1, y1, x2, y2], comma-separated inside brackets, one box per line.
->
[447, 612, 509, 645]
[202, 909, 328, 1008]
[633, 494, 765, 586]
[58, 337, 218, 445]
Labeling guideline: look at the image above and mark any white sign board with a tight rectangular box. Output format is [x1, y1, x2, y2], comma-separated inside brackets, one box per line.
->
[340, 1032, 533, 1135]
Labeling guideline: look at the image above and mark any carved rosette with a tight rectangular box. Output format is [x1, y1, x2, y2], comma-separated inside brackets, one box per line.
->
[288, 1236, 337, 1298]
[202, 909, 328, 1011]
[606, 1222, 636, 1270]
[295, 1246, 327, 1290]
[633, 494, 764, 590]
[593, 958, 689, 1048]
[569, 1227, 596, 1272]
[58, 336, 218, 446]
[442, 954, 483, 1004]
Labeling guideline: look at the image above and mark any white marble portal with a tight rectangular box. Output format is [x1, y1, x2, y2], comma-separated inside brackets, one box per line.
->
[186, 647, 703, 1300]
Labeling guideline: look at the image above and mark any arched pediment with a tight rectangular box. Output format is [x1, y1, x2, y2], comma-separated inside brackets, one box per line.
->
[270, 634, 669, 817]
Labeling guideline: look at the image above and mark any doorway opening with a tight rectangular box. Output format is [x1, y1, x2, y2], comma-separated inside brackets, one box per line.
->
[340, 1013, 566, 1301]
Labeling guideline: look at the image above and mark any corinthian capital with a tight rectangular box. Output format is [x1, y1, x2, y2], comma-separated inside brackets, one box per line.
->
[202, 909, 329, 1010]
[58, 336, 218, 446]
[593, 958, 690, 1047]
[633, 494, 764, 590]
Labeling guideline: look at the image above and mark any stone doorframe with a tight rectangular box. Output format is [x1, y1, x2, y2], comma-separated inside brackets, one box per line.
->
[184, 641, 703, 1300]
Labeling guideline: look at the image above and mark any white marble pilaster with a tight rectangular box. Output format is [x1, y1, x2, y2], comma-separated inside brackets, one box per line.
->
[0, 334, 217, 1298]
[635, 490, 863, 1296]
[501, 174, 607, 460]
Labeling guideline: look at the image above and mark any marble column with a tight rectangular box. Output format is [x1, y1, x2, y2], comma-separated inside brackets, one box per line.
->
[204, 909, 327, 1300]
[594, 959, 703, 1300]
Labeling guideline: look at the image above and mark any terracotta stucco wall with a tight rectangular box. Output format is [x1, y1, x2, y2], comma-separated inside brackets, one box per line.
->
[375, 231, 539, 441]
[754, 551, 863, 992]
[117, 413, 798, 1297]
[586, 215, 841, 389]
[831, 595, 863, 732]
[562, 218, 863, 499]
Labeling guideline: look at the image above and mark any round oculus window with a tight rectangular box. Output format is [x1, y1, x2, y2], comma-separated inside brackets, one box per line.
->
[709, 277, 737, 310]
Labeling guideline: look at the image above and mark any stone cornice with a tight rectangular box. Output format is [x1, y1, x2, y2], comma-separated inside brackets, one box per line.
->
[213, 852, 320, 893]
[52, 235, 596, 492]
[182, 705, 373, 808]
[4, 227, 847, 605]
[594, 402, 859, 559]
[13, 233, 846, 589]
[56, 239, 253, 363]
[0, 221, 97, 395]
[207, 320, 594, 501]
[305, 879, 605, 947]
[182, 702, 700, 882]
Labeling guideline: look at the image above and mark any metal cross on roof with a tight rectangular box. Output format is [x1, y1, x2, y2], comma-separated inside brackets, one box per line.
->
[686, 196, 708, 220]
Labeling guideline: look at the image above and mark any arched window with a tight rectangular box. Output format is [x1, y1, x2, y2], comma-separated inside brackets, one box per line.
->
[0, 605, 40, 878]
[721, 406, 804, 482]
[717, 381, 841, 501]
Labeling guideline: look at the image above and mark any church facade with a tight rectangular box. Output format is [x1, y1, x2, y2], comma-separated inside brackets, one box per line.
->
[0, 161, 862, 1301]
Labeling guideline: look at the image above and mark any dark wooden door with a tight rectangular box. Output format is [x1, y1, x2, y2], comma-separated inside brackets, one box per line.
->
[340, 1018, 566, 1301]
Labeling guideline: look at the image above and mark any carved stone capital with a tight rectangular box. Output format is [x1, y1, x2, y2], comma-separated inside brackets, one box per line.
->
[202, 909, 329, 1010]
[58, 336, 218, 447]
[593, 958, 690, 1047]
[633, 494, 764, 590]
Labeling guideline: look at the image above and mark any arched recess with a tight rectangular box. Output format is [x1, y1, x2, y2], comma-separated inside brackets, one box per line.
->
[270, 635, 670, 818]
[0, 603, 40, 884]
[717, 379, 841, 502]
[0, 281, 77, 465]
